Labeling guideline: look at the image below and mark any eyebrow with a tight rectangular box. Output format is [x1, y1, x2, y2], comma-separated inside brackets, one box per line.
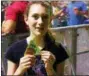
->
[33, 13, 48, 16]
[32, 13, 49, 16]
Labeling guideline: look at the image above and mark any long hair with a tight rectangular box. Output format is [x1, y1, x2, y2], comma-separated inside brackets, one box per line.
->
[44, 30, 56, 47]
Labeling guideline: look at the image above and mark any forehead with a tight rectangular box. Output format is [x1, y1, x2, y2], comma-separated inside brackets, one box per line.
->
[29, 4, 49, 14]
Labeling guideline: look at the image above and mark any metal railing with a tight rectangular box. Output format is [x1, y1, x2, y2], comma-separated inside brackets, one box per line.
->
[1, 24, 89, 75]
[50, 24, 89, 75]
[50, 24, 89, 31]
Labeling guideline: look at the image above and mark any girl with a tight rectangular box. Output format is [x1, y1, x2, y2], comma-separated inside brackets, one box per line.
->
[5, 1, 68, 76]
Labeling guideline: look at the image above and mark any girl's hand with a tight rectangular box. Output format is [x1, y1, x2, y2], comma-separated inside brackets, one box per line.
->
[41, 51, 56, 76]
[41, 51, 55, 68]
[17, 55, 36, 74]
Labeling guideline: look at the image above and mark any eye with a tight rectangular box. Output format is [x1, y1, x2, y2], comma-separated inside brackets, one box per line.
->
[42, 15, 49, 20]
[32, 14, 39, 20]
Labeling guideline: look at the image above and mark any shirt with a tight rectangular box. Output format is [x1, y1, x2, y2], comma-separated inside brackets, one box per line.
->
[66, 1, 87, 25]
[5, 1, 29, 34]
[5, 39, 69, 75]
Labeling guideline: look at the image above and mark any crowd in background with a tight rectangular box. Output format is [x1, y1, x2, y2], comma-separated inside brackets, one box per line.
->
[1, 1, 89, 52]
[1, 1, 89, 44]
[1, 1, 89, 76]
[1, 1, 89, 29]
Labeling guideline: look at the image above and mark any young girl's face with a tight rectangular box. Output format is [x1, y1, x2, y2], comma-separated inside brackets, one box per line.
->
[26, 4, 50, 37]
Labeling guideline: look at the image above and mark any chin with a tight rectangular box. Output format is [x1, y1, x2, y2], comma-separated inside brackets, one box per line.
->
[35, 32, 45, 37]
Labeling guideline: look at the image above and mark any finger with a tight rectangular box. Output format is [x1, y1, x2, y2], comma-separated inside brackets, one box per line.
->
[23, 55, 36, 59]
[41, 52, 51, 61]
[41, 51, 56, 63]
[41, 51, 52, 56]
[51, 53, 56, 61]
[21, 55, 36, 61]
[20, 56, 36, 64]
[41, 57, 47, 62]
[41, 56, 50, 64]
[22, 62, 32, 69]
[20, 57, 36, 64]
[41, 51, 50, 54]
[41, 51, 56, 60]
[23, 62, 31, 66]
[24, 61, 35, 67]
[41, 52, 52, 60]
[20, 59, 36, 68]
[41, 55, 55, 64]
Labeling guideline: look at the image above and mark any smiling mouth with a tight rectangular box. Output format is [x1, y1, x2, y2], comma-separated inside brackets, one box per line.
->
[36, 27, 44, 30]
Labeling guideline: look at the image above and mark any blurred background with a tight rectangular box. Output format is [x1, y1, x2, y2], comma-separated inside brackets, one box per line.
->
[1, 1, 89, 75]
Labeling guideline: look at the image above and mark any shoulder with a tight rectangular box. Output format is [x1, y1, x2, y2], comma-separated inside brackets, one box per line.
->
[5, 1, 28, 13]
[5, 5, 17, 21]
[76, 1, 86, 7]
[5, 39, 27, 63]
[11, 1, 28, 12]
[7, 39, 27, 53]
[11, 39, 27, 48]
[79, 1, 85, 4]
[50, 42, 69, 62]
[51, 42, 65, 51]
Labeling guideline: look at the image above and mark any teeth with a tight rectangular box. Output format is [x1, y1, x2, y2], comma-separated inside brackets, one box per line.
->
[36, 27, 44, 30]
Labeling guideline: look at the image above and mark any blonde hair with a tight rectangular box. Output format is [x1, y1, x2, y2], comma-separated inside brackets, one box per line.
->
[24, 1, 52, 17]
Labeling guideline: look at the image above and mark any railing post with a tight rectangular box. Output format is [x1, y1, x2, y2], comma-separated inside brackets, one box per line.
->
[71, 28, 77, 75]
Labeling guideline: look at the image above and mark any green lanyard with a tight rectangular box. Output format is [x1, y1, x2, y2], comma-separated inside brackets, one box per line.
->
[25, 40, 41, 55]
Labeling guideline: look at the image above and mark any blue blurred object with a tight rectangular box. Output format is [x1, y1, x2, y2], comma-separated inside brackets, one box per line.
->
[83, 19, 89, 24]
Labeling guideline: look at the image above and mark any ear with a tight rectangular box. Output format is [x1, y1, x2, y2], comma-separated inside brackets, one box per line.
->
[24, 15, 29, 25]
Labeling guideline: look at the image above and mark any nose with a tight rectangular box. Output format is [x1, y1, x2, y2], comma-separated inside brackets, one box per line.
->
[38, 17, 43, 25]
